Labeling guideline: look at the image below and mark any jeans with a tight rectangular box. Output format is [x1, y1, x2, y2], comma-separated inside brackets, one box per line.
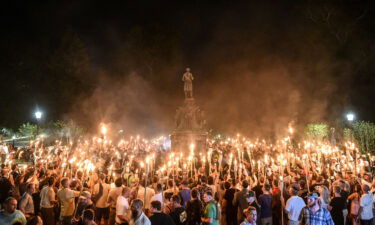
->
[361, 218, 373, 225]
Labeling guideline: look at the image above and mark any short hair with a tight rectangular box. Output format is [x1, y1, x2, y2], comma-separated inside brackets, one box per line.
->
[224, 181, 231, 190]
[151, 200, 162, 211]
[4, 197, 17, 205]
[115, 178, 123, 187]
[243, 206, 257, 215]
[333, 185, 341, 194]
[47, 177, 54, 186]
[83, 209, 95, 220]
[61, 177, 69, 186]
[290, 184, 300, 195]
[200, 176, 207, 183]
[263, 184, 271, 191]
[191, 188, 199, 198]
[164, 192, 173, 200]
[242, 180, 249, 189]
[131, 199, 144, 209]
[362, 184, 370, 192]
[171, 194, 181, 203]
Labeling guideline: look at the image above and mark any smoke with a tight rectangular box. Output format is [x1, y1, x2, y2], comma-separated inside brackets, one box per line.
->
[65, 1, 357, 138]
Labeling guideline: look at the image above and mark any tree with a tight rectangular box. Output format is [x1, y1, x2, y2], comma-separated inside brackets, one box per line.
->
[352, 121, 375, 154]
[17, 123, 37, 138]
[305, 123, 329, 142]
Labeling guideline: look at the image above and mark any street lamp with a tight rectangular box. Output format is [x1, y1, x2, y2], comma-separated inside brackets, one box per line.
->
[35, 111, 42, 120]
[346, 113, 355, 122]
[34, 110, 43, 137]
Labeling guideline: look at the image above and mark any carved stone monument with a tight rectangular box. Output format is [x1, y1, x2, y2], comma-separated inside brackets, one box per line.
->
[171, 68, 207, 152]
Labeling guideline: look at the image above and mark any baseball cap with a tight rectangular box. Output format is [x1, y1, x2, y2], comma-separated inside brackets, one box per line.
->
[306, 192, 319, 199]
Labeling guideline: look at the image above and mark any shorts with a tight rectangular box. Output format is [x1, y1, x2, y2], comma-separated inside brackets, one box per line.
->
[96, 207, 110, 221]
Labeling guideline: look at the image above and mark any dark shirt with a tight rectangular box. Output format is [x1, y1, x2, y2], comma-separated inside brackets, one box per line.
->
[224, 188, 238, 216]
[186, 199, 202, 225]
[330, 196, 346, 225]
[169, 207, 185, 225]
[258, 194, 272, 218]
[150, 212, 176, 225]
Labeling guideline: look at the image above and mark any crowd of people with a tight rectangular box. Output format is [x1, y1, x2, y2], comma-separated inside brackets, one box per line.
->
[0, 136, 374, 225]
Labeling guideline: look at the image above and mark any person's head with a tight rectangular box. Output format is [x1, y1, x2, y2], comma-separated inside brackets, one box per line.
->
[200, 176, 207, 184]
[191, 188, 199, 199]
[47, 177, 54, 186]
[115, 178, 123, 187]
[150, 200, 162, 213]
[27, 183, 35, 194]
[156, 183, 163, 193]
[263, 184, 271, 193]
[61, 177, 69, 188]
[224, 181, 231, 190]
[306, 192, 320, 208]
[171, 194, 181, 205]
[245, 191, 256, 204]
[121, 186, 130, 199]
[82, 209, 95, 223]
[26, 215, 43, 225]
[4, 197, 17, 214]
[182, 180, 189, 187]
[164, 192, 173, 202]
[289, 183, 299, 196]
[333, 185, 341, 194]
[242, 180, 249, 189]
[203, 191, 213, 203]
[130, 199, 144, 218]
[99, 174, 106, 182]
[243, 206, 257, 223]
[362, 184, 370, 193]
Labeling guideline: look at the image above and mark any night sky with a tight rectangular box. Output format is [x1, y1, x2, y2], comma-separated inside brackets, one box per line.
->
[1, 1, 374, 137]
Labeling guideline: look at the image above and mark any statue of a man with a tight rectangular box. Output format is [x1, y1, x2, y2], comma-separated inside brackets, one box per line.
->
[182, 68, 194, 99]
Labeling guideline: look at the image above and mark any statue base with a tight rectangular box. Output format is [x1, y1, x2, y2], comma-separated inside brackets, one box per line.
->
[170, 130, 207, 153]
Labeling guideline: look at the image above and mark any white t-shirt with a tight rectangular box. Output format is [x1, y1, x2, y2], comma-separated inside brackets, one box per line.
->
[116, 196, 130, 224]
[360, 193, 374, 220]
[285, 195, 306, 221]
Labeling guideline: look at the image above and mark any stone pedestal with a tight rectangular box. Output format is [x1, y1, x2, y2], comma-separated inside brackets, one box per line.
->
[171, 98, 207, 153]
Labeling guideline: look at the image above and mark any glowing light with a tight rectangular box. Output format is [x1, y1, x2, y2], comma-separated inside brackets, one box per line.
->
[346, 113, 355, 122]
[35, 111, 42, 120]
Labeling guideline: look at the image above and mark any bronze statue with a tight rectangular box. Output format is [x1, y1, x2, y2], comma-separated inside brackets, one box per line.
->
[182, 68, 194, 99]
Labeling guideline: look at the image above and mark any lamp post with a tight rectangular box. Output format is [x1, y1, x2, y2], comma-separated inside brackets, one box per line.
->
[346, 112, 357, 174]
[34, 111, 42, 137]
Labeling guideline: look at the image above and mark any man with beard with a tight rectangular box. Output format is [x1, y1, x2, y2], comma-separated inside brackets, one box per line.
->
[301, 192, 334, 225]
[0, 197, 27, 224]
[130, 199, 151, 225]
